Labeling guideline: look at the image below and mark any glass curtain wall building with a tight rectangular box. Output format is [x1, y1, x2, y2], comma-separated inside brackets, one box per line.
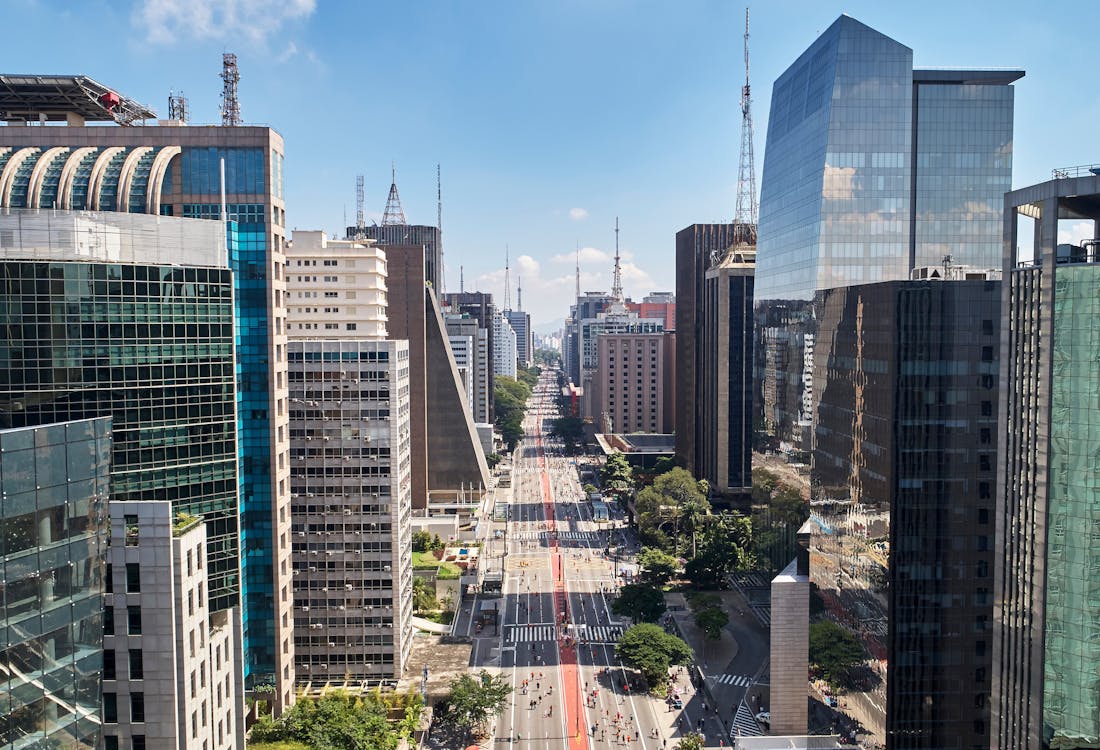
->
[0, 120, 296, 705]
[0, 416, 110, 750]
[995, 175, 1100, 750]
[754, 14, 1021, 448]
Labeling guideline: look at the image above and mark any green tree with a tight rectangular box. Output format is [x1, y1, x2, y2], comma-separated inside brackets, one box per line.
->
[693, 606, 729, 640]
[600, 452, 634, 491]
[551, 415, 585, 448]
[249, 690, 413, 750]
[431, 533, 444, 551]
[635, 468, 712, 557]
[611, 583, 667, 623]
[411, 530, 433, 553]
[676, 733, 706, 750]
[493, 375, 533, 451]
[411, 577, 437, 614]
[684, 512, 753, 588]
[441, 670, 512, 741]
[651, 456, 678, 475]
[486, 453, 502, 469]
[534, 347, 559, 366]
[637, 547, 679, 587]
[615, 623, 693, 688]
[809, 620, 866, 688]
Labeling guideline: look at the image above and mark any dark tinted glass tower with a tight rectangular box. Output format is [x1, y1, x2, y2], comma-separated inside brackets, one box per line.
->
[813, 276, 1000, 748]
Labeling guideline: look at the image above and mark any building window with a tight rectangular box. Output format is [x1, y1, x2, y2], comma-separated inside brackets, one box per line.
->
[105, 737, 119, 750]
[127, 606, 142, 635]
[103, 650, 116, 680]
[346, 323, 357, 331]
[104, 693, 118, 723]
[104, 607, 114, 635]
[129, 649, 144, 680]
[131, 692, 145, 723]
[124, 514, 139, 546]
[105, 564, 113, 593]
[126, 563, 141, 593]
[133, 737, 146, 750]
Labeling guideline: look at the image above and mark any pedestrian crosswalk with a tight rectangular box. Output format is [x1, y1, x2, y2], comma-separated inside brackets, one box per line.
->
[512, 531, 604, 542]
[506, 624, 557, 642]
[729, 698, 763, 737]
[711, 673, 756, 687]
[571, 624, 623, 644]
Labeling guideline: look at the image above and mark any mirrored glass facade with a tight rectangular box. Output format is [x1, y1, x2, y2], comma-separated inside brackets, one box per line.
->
[755, 14, 1021, 448]
[0, 417, 110, 750]
[0, 213, 240, 610]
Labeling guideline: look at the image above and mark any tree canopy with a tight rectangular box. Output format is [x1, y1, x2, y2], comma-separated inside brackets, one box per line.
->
[635, 468, 712, 558]
[750, 469, 810, 573]
[809, 620, 866, 688]
[675, 733, 706, 750]
[249, 690, 421, 750]
[615, 623, 693, 688]
[440, 670, 512, 741]
[693, 606, 729, 640]
[637, 546, 679, 587]
[684, 511, 754, 588]
[611, 583, 667, 623]
[493, 375, 531, 451]
[600, 452, 634, 493]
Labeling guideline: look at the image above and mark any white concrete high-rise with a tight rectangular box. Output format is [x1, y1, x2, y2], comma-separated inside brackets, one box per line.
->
[287, 231, 388, 339]
[286, 236, 414, 684]
[493, 310, 518, 379]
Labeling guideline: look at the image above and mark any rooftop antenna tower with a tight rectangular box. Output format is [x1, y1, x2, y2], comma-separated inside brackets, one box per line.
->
[504, 246, 511, 311]
[168, 90, 189, 122]
[612, 217, 624, 302]
[355, 175, 365, 230]
[220, 53, 241, 126]
[517, 275, 523, 312]
[575, 241, 581, 300]
[734, 7, 758, 229]
[381, 162, 407, 226]
[460, 265, 464, 293]
[437, 163, 446, 292]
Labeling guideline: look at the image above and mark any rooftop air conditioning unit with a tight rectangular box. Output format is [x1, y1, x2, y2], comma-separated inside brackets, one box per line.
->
[328, 642, 337, 647]
[302, 606, 310, 611]
[308, 566, 317, 572]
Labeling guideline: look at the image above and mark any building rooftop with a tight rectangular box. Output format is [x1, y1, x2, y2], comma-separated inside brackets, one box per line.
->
[0, 74, 156, 125]
[596, 433, 676, 455]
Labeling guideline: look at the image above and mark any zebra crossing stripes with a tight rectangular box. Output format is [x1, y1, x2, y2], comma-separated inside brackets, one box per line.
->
[712, 673, 755, 687]
[730, 699, 763, 737]
[512, 531, 603, 542]
[572, 625, 623, 644]
[506, 624, 556, 643]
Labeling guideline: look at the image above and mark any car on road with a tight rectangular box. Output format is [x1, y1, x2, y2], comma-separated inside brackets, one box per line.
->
[755, 711, 770, 727]
[668, 696, 683, 709]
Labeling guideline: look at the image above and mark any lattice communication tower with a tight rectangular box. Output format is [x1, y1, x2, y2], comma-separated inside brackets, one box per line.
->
[220, 53, 241, 126]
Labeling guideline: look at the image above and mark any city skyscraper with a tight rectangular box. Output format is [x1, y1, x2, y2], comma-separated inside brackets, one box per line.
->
[811, 272, 1001, 748]
[674, 223, 751, 475]
[505, 308, 532, 369]
[994, 172, 1100, 750]
[754, 16, 1022, 448]
[0, 417, 110, 750]
[493, 309, 518, 379]
[0, 78, 295, 704]
[590, 331, 674, 434]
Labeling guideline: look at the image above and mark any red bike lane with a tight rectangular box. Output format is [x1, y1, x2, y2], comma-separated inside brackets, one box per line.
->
[535, 415, 589, 750]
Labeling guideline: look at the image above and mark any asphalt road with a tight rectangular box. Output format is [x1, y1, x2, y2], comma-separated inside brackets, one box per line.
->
[474, 372, 695, 749]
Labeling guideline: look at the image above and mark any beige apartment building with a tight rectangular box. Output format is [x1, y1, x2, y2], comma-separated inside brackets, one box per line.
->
[591, 331, 675, 434]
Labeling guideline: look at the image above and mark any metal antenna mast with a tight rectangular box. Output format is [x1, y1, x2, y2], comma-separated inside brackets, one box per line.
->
[220, 53, 241, 126]
[381, 163, 407, 226]
[517, 275, 523, 312]
[168, 90, 189, 122]
[612, 217, 624, 302]
[575, 241, 581, 299]
[437, 163, 446, 292]
[460, 265, 464, 293]
[504, 246, 511, 311]
[734, 8, 758, 228]
[355, 175, 365, 230]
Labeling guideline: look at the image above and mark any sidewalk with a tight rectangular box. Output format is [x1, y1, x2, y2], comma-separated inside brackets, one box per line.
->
[664, 591, 764, 745]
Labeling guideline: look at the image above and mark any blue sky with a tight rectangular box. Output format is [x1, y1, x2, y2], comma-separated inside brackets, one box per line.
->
[7, 0, 1100, 325]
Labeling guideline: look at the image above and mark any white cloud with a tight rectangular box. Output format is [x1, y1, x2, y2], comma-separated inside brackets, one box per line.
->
[569, 207, 589, 221]
[276, 41, 298, 63]
[134, 0, 316, 45]
[1059, 220, 1093, 246]
[550, 246, 609, 265]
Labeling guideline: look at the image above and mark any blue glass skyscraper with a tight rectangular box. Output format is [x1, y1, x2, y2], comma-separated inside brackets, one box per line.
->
[754, 16, 1022, 749]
